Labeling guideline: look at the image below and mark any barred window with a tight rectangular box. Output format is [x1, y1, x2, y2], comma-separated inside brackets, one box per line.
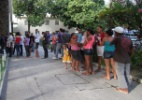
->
[25, 19, 28, 25]
[45, 19, 50, 25]
[55, 20, 59, 25]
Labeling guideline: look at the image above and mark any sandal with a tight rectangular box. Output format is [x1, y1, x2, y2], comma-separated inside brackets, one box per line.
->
[82, 72, 90, 76]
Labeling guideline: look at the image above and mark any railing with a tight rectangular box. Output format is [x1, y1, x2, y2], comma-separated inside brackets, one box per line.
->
[0, 54, 7, 82]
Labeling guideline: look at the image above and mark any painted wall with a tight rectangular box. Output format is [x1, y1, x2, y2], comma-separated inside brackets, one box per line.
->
[14, 17, 76, 35]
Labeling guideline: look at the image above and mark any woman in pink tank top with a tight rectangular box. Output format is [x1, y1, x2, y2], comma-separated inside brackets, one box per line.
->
[83, 29, 95, 75]
[69, 34, 81, 71]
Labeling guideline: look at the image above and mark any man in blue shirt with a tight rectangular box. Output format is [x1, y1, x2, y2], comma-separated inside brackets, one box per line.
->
[77, 29, 82, 43]
[52, 28, 64, 59]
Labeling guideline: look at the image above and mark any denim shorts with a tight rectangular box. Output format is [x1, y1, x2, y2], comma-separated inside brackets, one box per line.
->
[103, 51, 114, 59]
[35, 43, 39, 49]
[84, 49, 94, 55]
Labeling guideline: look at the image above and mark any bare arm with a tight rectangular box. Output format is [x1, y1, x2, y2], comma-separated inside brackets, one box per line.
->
[100, 37, 106, 46]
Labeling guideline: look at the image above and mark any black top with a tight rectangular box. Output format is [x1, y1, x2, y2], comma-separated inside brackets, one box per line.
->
[111, 36, 133, 63]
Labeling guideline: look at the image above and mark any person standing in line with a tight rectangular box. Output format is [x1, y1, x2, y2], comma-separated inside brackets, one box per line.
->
[24, 33, 30, 57]
[70, 34, 81, 72]
[0, 34, 6, 54]
[29, 33, 35, 52]
[82, 29, 95, 75]
[77, 29, 83, 43]
[19, 33, 24, 56]
[15, 32, 21, 57]
[34, 29, 40, 58]
[62, 44, 71, 69]
[42, 32, 48, 59]
[51, 32, 57, 56]
[6, 33, 13, 57]
[111, 26, 133, 94]
[52, 28, 64, 59]
[101, 29, 117, 80]
[95, 26, 105, 72]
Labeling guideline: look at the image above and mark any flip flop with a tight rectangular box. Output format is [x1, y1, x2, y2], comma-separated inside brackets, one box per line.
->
[82, 72, 90, 76]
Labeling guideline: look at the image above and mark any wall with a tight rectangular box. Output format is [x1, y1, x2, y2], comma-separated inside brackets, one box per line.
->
[14, 17, 76, 35]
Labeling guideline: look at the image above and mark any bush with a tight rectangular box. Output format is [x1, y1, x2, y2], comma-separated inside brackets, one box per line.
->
[131, 50, 142, 69]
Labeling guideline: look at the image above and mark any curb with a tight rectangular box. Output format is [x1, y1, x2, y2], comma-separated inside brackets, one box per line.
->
[0, 57, 9, 97]
[130, 75, 142, 84]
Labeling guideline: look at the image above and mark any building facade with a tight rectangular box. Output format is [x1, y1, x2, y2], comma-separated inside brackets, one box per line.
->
[13, 16, 76, 35]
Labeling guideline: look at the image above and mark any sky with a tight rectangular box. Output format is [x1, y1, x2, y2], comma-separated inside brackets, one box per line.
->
[104, 0, 111, 6]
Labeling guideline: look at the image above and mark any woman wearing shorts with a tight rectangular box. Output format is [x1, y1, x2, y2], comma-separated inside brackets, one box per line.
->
[101, 29, 117, 80]
[70, 34, 81, 72]
[83, 29, 95, 75]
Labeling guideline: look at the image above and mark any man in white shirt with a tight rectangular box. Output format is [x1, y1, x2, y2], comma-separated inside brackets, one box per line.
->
[35, 29, 40, 58]
[6, 33, 13, 57]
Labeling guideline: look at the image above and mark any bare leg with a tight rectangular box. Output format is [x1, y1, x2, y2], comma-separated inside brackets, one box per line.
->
[104, 59, 110, 80]
[35, 49, 39, 57]
[75, 61, 80, 72]
[83, 55, 90, 75]
[96, 56, 102, 71]
[65, 63, 68, 69]
[90, 56, 94, 74]
[72, 59, 76, 71]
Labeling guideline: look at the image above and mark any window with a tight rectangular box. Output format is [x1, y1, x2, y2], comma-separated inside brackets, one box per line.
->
[55, 20, 59, 25]
[45, 19, 50, 25]
[25, 19, 28, 25]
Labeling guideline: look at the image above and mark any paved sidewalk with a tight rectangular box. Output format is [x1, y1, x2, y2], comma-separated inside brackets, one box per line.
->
[1, 47, 142, 100]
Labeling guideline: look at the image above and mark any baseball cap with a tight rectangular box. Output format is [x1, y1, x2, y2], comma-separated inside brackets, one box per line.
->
[112, 26, 124, 34]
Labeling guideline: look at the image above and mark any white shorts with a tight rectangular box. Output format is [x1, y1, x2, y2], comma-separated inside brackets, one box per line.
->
[97, 46, 104, 56]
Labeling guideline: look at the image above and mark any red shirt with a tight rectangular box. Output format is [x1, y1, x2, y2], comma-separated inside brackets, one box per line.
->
[52, 36, 57, 45]
[15, 36, 21, 44]
[96, 32, 105, 46]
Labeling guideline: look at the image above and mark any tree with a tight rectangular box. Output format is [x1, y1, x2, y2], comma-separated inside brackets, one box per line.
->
[13, 0, 48, 31]
[97, 0, 142, 30]
[46, 0, 104, 29]
[66, 0, 105, 29]
[0, 0, 9, 35]
[46, 0, 81, 28]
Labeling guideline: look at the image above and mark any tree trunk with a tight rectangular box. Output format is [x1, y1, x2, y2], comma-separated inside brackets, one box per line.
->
[28, 20, 30, 32]
[0, 0, 9, 36]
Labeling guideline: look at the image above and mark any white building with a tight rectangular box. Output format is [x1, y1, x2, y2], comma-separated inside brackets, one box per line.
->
[13, 15, 76, 35]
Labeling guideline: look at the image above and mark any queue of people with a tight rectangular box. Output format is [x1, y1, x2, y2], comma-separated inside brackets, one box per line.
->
[51, 26, 133, 94]
[1, 26, 133, 94]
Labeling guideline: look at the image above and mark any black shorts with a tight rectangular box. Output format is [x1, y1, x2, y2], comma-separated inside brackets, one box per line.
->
[103, 51, 114, 59]
[84, 49, 94, 55]
[35, 43, 39, 49]
[71, 50, 80, 61]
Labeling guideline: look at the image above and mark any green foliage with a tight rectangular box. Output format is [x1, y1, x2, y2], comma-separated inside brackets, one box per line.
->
[97, 0, 142, 29]
[45, 0, 105, 29]
[131, 50, 142, 69]
[13, 0, 48, 31]
[66, 0, 96, 24]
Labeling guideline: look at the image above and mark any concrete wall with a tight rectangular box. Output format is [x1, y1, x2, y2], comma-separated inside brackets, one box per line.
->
[14, 17, 76, 35]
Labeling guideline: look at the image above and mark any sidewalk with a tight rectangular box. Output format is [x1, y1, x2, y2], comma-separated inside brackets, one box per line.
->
[1, 47, 142, 100]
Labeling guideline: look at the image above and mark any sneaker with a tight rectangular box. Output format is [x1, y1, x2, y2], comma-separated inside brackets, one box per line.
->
[58, 57, 62, 59]
[52, 57, 58, 60]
